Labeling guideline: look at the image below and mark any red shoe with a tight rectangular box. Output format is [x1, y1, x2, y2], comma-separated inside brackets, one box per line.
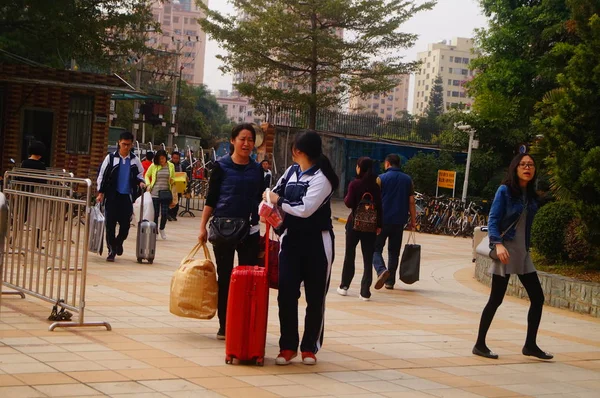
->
[301, 351, 317, 365]
[275, 350, 297, 365]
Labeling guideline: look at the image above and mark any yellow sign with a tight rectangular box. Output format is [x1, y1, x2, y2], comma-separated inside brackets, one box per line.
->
[437, 170, 456, 189]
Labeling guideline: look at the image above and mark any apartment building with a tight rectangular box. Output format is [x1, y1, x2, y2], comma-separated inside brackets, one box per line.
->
[349, 75, 410, 120]
[412, 37, 476, 115]
[216, 91, 264, 125]
[149, 0, 208, 85]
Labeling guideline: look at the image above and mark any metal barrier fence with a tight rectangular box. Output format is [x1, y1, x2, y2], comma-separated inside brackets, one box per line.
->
[1, 169, 111, 331]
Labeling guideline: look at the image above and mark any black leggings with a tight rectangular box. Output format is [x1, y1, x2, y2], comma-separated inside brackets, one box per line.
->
[476, 272, 545, 349]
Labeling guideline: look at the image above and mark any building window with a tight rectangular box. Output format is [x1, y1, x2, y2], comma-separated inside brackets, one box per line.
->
[426, 74, 430, 79]
[222, 105, 228, 111]
[248, 111, 253, 116]
[424, 96, 428, 102]
[173, 16, 179, 23]
[463, 57, 470, 64]
[381, 99, 385, 104]
[432, 67, 435, 73]
[453, 80, 460, 86]
[449, 56, 454, 62]
[374, 94, 380, 99]
[174, 29, 182, 35]
[455, 58, 462, 64]
[66, 96, 94, 154]
[427, 62, 430, 68]
[440, 67, 444, 72]
[380, 109, 384, 114]
[425, 85, 429, 90]
[461, 69, 468, 75]
[449, 68, 453, 73]
[184, 17, 189, 24]
[433, 56, 436, 62]
[460, 92, 467, 98]
[452, 91, 459, 97]
[441, 55, 445, 60]
[448, 79, 452, 85]
[447, 91, 451, 96]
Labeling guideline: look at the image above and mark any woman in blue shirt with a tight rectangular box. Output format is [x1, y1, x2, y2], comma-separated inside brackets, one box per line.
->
[473, 153, 552, 360]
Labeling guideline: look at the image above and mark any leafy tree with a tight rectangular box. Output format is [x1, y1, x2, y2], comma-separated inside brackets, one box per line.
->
[424, 75, 444, 124]
[533, 0, 600, 246]
[404, 152, 458, 196]
[198, 0, 435, 129]
[0, 0, 159, 70]
[468, 0, 571, 164]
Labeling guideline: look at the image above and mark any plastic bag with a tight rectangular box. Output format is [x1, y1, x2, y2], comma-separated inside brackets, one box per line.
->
[258, 188, 284, 228]
[133, 192, 155, 223]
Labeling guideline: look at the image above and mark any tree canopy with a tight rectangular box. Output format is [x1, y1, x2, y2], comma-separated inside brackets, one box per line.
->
[0, 0, 159, 69]
[198, 0, 435, 128]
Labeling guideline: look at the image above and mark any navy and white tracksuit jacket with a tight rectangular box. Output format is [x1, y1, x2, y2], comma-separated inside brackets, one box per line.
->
[273, 164, 335, 354]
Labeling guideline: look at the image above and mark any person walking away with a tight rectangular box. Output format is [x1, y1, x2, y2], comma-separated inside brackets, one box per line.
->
[264, 130, 339, 366]
[337, 157, 384, 301]
[168, 151, 183, 221]
[97, 131, 146, 262]
[473, 153, 552, 360]
[142, 151, 154, 176]
[145, 149, 174, 240]
[372, 154, 416, 289]
[21, 141, 47, 248]
[261, 159, 273, 188]
[198, 124, 263, 340]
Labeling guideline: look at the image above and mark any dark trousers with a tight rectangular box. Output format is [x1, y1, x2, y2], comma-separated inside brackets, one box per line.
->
[476, 272, 545, 349]
[152, 197, 169, 230]
[213, 232, 260, 331]
[105, 193, 133, 254]
[372, 224, 404, 285]
[340, 224, 377, 298]
[278, 230, 334, 353]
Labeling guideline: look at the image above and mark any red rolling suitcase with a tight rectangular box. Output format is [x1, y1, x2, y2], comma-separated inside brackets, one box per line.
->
[224, 224, 272, 366]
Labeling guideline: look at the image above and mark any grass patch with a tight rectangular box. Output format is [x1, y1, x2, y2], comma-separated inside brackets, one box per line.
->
[531, 250, 600, 283]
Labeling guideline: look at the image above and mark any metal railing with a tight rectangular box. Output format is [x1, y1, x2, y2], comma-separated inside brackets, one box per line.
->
[1, 169, 111, 331]
[263, 105, 441, 145]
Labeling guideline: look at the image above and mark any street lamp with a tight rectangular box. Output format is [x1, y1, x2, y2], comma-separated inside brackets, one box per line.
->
[455, 123, 476, 203]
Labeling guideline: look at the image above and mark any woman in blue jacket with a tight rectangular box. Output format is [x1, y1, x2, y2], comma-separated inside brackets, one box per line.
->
[473, 153, 552, 360]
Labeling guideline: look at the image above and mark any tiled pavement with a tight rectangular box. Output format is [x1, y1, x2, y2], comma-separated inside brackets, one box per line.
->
[1, 200, 599, 398]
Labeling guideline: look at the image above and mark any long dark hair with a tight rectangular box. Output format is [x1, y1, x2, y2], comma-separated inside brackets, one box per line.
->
[229, 123, 256, 155]
[502, 153, 538, 199]
[294, 130, 339, 191]
[356, 156, 376, 185]
[153, 149, 168, 166]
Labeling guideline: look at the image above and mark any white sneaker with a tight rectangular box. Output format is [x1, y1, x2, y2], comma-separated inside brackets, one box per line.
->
[159, 229, 167, 240]
[337, 287, 348, 296]
[359, 294, 370, 301]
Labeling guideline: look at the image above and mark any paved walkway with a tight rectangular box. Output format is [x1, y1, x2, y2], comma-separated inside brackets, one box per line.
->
[1, 200, 599, 398]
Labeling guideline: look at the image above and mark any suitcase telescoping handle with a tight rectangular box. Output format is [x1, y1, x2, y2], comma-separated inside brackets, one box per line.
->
[264, 223, 270, 275]
[139, 190, 144, 225]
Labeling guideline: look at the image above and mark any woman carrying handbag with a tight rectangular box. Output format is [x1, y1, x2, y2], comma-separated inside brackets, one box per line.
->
[197, 123, 264, 340]
[145, 149, 175, 240]
[337, 157, 385, 301]
[473, 153, 553, 361]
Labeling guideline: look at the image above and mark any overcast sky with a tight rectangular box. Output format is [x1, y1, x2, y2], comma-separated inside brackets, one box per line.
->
[203, 0, 488, 103]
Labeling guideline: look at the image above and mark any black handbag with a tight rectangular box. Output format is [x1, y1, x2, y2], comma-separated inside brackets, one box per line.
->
[399, 232, 421, 284]
[208, 217, 249, 246]
[158, 189, 173, 202]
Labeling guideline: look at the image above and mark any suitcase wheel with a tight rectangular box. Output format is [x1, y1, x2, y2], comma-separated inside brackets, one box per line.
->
[255, 357, 264, 367]
[137, 258, 142, 263]
[225, 355, 233, 365]
[148, 259, 153, 264]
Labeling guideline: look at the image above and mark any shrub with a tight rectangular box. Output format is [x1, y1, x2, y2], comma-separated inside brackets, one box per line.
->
[564, 218, 591, 262]
[531, 201, 576, 261]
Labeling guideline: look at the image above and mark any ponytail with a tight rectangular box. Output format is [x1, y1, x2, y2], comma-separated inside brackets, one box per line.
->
[317, 154, 339, 191]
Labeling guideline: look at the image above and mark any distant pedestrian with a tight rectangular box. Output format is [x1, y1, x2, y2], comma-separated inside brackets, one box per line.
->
[142, 151, 154, 176]
[261, 159, 272, 188]
[372, 154, 416, 289]
[168, 151, 183, 221]
[97, 131, 146, 262]
[338, 157, 384, 301]
[473, 153, 552, 360]
[145, 149, 175, 240]
[264, 130, 339, 366]
[21, 141, 47, 248]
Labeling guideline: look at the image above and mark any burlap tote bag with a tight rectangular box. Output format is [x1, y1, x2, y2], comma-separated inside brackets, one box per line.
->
[170, 243, 218, 319]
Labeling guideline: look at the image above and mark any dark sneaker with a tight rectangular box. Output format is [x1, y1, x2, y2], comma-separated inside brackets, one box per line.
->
[172, 216, 177, 221]
[374, 270, 390, 290]
[276, 350, 298, 365]
[116, 244, 124, 256]
[216, 328, 225, 340]
[106, 252, 116, 262]
[384, 283, 394, 290]
[167, 215, 174, 222]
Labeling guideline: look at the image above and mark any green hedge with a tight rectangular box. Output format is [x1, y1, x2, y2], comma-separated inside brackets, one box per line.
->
[531, 201, 576, 261]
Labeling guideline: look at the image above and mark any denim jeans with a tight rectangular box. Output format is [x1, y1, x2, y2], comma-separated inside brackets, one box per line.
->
[372, 224, 404, 286]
